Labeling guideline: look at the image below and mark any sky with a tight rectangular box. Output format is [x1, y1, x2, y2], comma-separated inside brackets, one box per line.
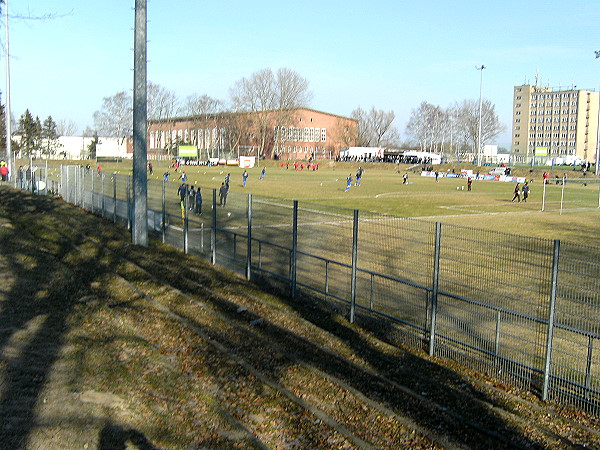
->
[1, 0, 599, 147]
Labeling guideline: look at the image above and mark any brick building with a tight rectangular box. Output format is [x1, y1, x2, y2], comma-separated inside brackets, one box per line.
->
[148, 108, 357, 160]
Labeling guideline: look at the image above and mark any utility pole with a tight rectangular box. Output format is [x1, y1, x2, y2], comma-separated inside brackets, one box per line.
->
[595, 51, 600, 176]
[476, 65, 486, 167]
[132, 0, 148, 246]
[5, 0, 12, 182]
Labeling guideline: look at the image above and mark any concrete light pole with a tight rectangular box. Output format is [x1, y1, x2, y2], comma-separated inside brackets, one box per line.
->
[4, 0, 12, 182]
[132, 0, 148, 246]
[595, 51, 600, 176]
[476, 65, 486, 166]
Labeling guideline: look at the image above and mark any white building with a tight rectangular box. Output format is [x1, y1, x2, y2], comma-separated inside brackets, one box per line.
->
[56, 136, 95, 159]
[57, 136, 131, 160]
[96, 138, 131, 159]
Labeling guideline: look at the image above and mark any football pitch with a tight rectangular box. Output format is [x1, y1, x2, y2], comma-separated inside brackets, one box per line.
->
[42, 159, 600, 246]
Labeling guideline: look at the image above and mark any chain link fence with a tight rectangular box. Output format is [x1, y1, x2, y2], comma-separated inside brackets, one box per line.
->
[34, 165, 600, 415]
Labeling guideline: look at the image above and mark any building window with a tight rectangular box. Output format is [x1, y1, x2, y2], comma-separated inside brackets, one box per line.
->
[321, 128, 326, 142]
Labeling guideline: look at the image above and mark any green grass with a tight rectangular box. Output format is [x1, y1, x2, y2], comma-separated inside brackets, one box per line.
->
[29, 158, 600, 245]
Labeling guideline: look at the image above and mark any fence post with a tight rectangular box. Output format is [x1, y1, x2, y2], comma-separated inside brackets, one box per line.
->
[90, 168, 95, 213]
[127, 175, 131, 230]
[494, 310, 502, 368]
[161, 179, 166, 243]
[290, 200, 298, 298]
[541, 179, 547, 212]
[101, 173, 106, 218]
[81, 166, 85, 207]
[81, 167, 86, 208]
[350, 209, 359, 324]
[585, 336, 594, 400]
[183, 185, 189, 254]
[429, 222, 442, 357]
[211, 188, 217, 265]
[246, 193, 252, 281]
[560, 176, 566, 215]
[542, 239, 560, 401]
[113, 172, 117, 223]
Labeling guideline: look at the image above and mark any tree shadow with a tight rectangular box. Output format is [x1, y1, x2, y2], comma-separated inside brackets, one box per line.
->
[0, 188, 122, 449]
[98, 422, 158, 450]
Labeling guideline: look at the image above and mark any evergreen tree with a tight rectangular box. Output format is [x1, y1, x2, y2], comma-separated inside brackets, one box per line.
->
[18, 109, 39, 157]
[41, 115, 60, 157]
[87, 133, 99, 159]
[35, 116, 42, 152]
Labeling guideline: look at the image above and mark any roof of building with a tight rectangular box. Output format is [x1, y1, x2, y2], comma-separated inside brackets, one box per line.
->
[149, 107, 356, 125]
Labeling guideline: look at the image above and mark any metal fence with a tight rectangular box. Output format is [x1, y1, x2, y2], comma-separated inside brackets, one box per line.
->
[44, 165, 600, 415]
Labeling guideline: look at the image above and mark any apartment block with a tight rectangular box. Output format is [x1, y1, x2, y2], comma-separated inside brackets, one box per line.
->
[511, 84, 599, 164]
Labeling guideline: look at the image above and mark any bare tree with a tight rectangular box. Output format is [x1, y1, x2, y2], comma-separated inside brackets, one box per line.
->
[352, 106, 398, 147]
[454, 99, 505, 160]
[221, 112, 246, 158]
[147, 82, 178, 121]
[178, 94, 224, 158]
[147, 82, 179, 155]
[230, 69, 277, 160]
[92, 91, 132, 143]
[230, 67, 311, 160]
[180, 94, 223, 117]
[56, 119, 78, 136]
[351, 107, 371, 147]
[276, 68, 312, 109]
[369, 108, 398, 147]
[406, 100, 504, 161]
[331, 118, 358, 155]
[405, 102, 449, 152]
[272, 68, 312, 156]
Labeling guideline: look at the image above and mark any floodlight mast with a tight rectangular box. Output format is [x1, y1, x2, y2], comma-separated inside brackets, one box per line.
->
[5, 0, 12, 182]
[132, 0, 148, 246]
[596, 51, 600, 176]
[476, 65, 486, 167]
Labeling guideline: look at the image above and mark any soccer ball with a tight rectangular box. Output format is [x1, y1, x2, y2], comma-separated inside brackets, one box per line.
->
[227, 212, 231, 217]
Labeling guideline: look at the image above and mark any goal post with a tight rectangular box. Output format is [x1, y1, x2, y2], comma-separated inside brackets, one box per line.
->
[541, 176, 600, 213]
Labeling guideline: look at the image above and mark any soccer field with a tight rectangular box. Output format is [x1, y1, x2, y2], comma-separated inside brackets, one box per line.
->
[37, 159, 600, 245]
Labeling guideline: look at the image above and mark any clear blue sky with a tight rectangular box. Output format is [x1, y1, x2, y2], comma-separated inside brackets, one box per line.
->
[2, 0, 599, 147]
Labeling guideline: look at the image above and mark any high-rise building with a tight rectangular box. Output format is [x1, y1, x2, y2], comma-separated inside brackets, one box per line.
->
[511, 84, 599, 165]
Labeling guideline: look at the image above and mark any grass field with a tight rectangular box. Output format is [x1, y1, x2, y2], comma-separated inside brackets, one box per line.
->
[27, 158, 600, 245]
